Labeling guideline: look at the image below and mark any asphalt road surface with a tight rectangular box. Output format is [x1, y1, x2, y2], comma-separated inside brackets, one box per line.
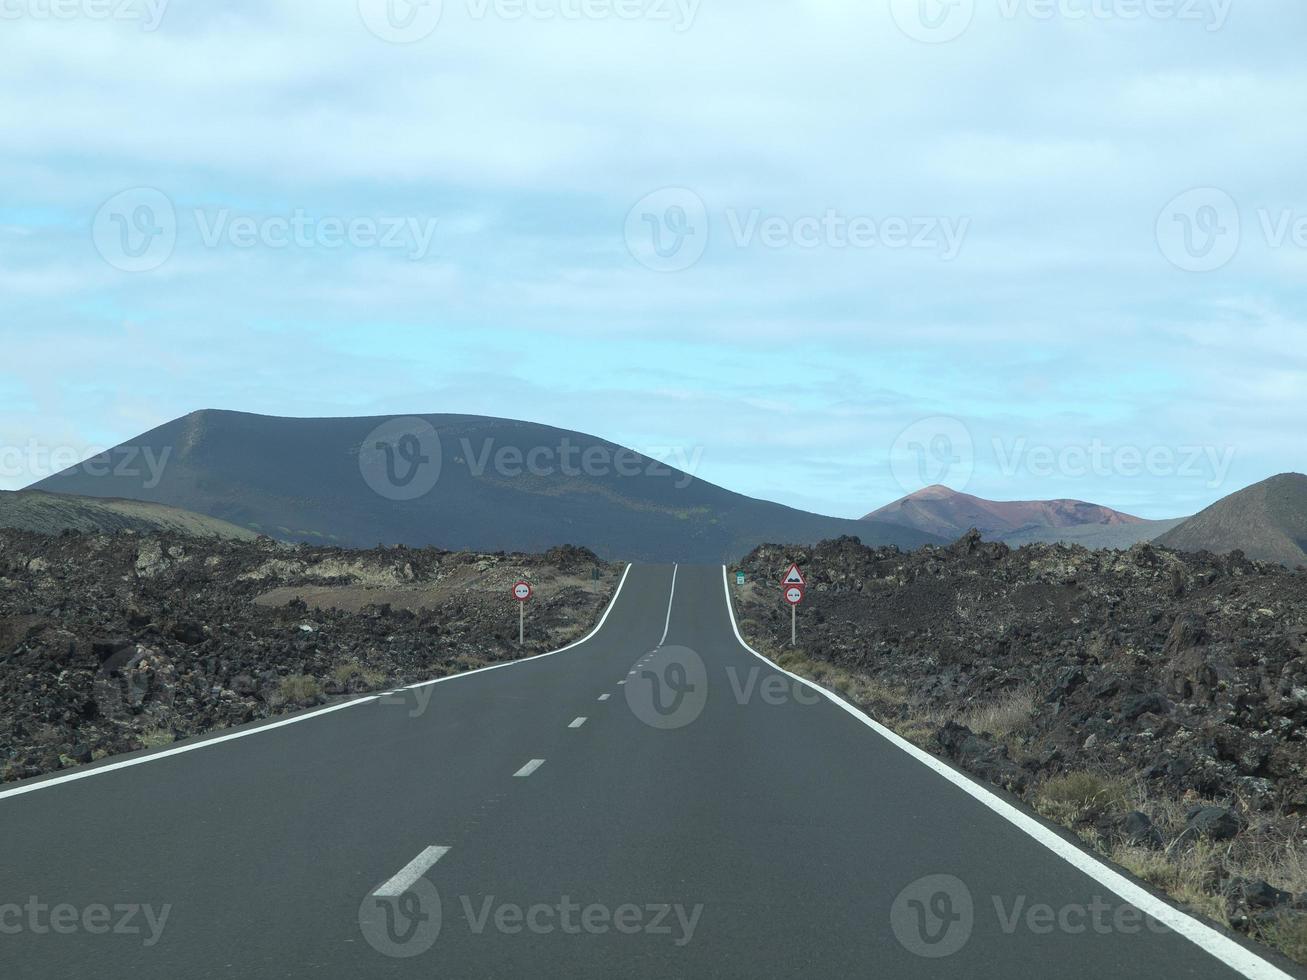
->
[1, 564, 1299, 978]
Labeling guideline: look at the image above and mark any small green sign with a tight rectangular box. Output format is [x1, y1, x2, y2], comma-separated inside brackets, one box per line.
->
[735, 571, 746, 586]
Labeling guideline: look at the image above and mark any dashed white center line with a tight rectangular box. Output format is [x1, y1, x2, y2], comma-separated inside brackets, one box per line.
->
[617, 680, 626, 685]
[598, 694, 611, 701]
[569, 717, 587, 728]
[373, 846, 450, 898]
[514, 759, 546, 778]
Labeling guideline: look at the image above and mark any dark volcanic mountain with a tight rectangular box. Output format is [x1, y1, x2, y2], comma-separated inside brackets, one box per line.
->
[31, 410, 940, 562]
[0, 489, 256, 540]
[1156, 473, 1307, 566]
[864, 484, 1146, 537]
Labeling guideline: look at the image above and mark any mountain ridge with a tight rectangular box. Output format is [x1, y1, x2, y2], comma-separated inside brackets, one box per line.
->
[31, 409, 941, 562]
[1155, 472, 1307, 566]
[864, 484, 1149, 537]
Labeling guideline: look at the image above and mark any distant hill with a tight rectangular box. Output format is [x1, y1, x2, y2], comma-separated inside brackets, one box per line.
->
[863, 484, 1158, 545]
[0, 489, 257, 539]
[30, 410, 941, 562]
[1156, 473, 1307, 565]
[998, 518, 1186, 549]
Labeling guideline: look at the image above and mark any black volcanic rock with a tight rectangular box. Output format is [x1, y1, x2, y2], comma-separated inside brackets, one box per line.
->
[735, 534, 1307, 811]
[0, 528, 619, 784]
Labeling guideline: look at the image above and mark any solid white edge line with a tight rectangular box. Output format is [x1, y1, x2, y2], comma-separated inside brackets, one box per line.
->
[514, 759, 545, 778]
[718, 566, 1293, 980]
[0, 564, 634, 803]
[373, 846, 450, 898]
[568, 717, 587, 728]
[658, 563, 678, 646]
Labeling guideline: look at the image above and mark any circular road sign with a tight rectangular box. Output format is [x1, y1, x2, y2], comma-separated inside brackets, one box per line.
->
[784, 585, 804, 606]
[513, 581, 532, 602]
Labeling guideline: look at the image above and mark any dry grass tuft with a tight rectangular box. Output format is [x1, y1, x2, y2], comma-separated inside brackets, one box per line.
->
[277, 675, 322, 704]
[1035, 771, 1132, 825]
[331, 662, 389, 689]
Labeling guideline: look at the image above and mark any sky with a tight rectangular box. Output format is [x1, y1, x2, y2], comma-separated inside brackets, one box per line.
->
[2, 0, 1305, 520]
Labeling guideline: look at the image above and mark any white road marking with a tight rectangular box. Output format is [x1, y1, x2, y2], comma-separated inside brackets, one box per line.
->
[659, 563, 678, 645]
[719, 566, 1293, 980]
[0, 565, 634, 803]
[514, 759, 546, 778]
[617, 680, 626, 685]
[598, 694, 611, 701]
[568, 717, 587, 728]
[373, 846, 450, 898]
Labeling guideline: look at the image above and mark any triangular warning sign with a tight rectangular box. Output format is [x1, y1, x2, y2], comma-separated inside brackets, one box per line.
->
[782, 563, 805, 586]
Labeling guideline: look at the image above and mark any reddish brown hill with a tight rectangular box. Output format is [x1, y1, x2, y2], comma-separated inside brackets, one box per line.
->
[863, 484, 1145, 539]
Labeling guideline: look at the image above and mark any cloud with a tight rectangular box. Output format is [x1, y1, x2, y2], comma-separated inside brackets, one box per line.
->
[1, 0, 1305, 515]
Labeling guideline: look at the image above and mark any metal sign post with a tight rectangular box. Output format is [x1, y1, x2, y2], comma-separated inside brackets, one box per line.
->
[783, 584, 804, 646]
[512, 580, 532, 644]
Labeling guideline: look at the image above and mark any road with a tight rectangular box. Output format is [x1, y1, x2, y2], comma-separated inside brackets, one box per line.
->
[0, 563, 1298, 978]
